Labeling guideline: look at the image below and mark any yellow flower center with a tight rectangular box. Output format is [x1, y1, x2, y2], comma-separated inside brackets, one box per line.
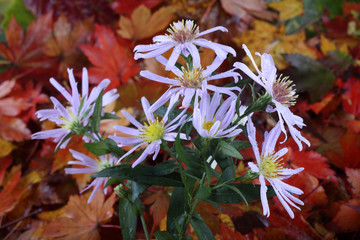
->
[140, 119, 165, 142]
[97, 160, 112, 171]
[202, 116, 216, 131]
[259, 152, 283, 179]
[272, 75, 298, 107]
[60, 109, 80, 130]
[167, 20, 199, 44]
[176, 65, 204, 88]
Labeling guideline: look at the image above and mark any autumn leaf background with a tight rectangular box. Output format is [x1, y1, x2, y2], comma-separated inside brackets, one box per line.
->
[0, 0, 360, 239]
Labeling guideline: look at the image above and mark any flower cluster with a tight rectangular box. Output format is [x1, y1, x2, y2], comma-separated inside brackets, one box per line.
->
[32, 19, 310, 224]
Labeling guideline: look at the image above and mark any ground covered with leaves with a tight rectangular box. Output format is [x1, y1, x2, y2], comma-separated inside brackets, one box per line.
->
[0, 0, 360, 239]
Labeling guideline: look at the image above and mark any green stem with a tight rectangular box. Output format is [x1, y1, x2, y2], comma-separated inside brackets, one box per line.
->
[140, 212, 150, 240]
[179, 173, 206, 239]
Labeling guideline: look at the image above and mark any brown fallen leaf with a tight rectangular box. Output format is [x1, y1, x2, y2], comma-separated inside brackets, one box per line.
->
[117, 5, 176, 40]
[221, 0, 277, 31]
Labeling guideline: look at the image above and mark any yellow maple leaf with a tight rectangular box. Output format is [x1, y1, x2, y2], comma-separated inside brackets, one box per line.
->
[0, 137, 15, 158]
[320, 34, 337, 55]
[117, 5, 176, 40]
[268, 0, 303, 21]
[233, 20, 317, 70]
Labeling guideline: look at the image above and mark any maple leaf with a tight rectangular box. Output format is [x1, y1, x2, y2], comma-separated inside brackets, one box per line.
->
[0, 165, 25, 217]
[232, 20, 317, 70]
[80, 25, 140, 88]
[42, 193, 116, 239]
[0, 13, 54, 80]
[342, 79, 360, 118]
[0, 115, 31, 141]
[333, 199, 360, 232]
[218, 223, 245, 240]
[268, 0, 303, 21]
[143, 190, 170, 228]
[0, 80, 31, 117]
[24, 0, 117, 25]
[220, 0, 277, 31]
[43, 15, 93, 77]
[345, 168, 360, 198]
[111, 0, 162, 15]
[326, 127, 360, 169]
[0, 138, 16, 158]
[289, 149, 336, 181]
[117, 5, 176, 40]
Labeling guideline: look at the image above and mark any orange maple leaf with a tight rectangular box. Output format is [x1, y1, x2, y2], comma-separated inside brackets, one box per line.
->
[143, 190, 169, 228]
[0, 165, 25, 218]
[42, 193, 116, 239]
[80, 25, 140, 89]
[44, 15, 93, 77]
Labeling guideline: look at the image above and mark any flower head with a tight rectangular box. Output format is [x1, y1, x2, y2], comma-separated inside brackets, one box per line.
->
[234, 44, 310, 150]
[134, 19, 236, 70]
[141, 55, 241, 110]
[110, 96, 189, 168]
[32, 68, 119, 149]
[193, 91, 242, 138]
[65, 149, 117, 203]
[246, 117, 304, 218]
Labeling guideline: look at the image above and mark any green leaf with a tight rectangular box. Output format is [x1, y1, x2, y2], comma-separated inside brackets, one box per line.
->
[190, 213, 215, 240]
[2, 0, 34, 29]
[84, 140, 110, 156]
[231, 141, 252, 150]
[223, 184, 248, 206]
[91, 90, 103, 133]
[167, 187, 186, 235]
[93, 163, 184, 187]
[209, 183, 275, 204]
[104, 178, 122, 188]
[102, 112, 120, 120]
[283, 54, 335, 102]
[154, 231, 177, 240]
[217, 166, 234, 185]
[175, 134, 200, 167]
[195, 185, 212, 199]
[119, 198, 137, 240]
[104, 138, 124, 157]
[131, 181, 149, 202]
[219, 140, 243, 159]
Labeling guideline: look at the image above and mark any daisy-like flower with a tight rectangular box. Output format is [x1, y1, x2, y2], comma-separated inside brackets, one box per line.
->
[193, 91, 242, 138]
[134, 20, 236, 70]
[65, 149, 117, 203]
[32, 68, 119, 149]
[110, 96, 189, 168]
[246, 117, 304, 219]
[234, 44, 310, 150]
[141, 55, 241, 111]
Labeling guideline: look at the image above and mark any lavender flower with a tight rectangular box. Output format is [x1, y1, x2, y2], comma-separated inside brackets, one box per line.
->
[65, 149, 117, 203]
[32, 68, 119, 149]
[141, 55, 241, 110]
[247, 117, 304, 218]
[110, 96, 189, 168]
[234, 44, 310, 150]
[193, 91, 242, 138]
[134, 19, 236, 70]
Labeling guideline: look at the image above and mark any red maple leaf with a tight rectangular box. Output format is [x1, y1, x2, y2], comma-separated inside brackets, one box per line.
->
[0, 13, 54, 80]
[326, 126, 360, 169]
[111, 0, 162, 15]
[79, 25, 140, 89]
